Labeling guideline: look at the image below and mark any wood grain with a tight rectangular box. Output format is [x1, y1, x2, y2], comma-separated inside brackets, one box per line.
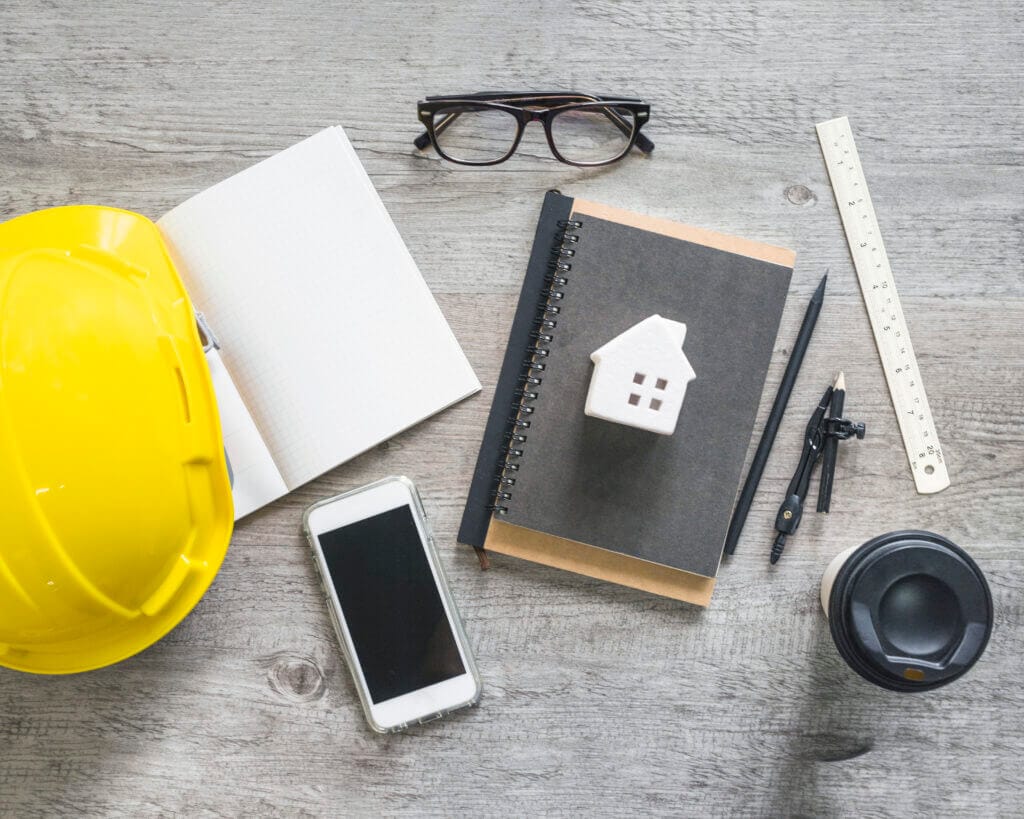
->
[1, 0, 1022, 815]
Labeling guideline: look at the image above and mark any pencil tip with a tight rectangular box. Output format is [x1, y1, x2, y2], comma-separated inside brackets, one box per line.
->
[834, 370, 846, 391]
[813, 271, 828, 299]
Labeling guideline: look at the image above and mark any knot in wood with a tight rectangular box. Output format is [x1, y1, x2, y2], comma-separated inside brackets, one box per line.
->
[785, 184, 817, 206]
[268, 655, 327, 703]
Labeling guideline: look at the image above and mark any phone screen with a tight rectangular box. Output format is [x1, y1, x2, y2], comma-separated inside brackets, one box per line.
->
[318, 504, 465, 703]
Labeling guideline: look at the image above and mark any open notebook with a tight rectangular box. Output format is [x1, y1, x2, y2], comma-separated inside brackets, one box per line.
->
[157, 127, 480, 518]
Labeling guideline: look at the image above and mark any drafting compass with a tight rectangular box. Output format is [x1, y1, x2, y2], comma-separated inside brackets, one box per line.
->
[770, 373, 865, 564]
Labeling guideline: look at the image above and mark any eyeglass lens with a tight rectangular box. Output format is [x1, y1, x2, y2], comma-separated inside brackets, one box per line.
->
[549, 106, 635, 164]
[431, 105, 520, 163]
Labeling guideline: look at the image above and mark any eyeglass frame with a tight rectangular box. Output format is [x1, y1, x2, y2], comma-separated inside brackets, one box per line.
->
[414, 92, 653, 167]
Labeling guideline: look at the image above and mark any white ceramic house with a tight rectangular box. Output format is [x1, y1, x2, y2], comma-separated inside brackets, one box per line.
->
[584, 314, 697, 435]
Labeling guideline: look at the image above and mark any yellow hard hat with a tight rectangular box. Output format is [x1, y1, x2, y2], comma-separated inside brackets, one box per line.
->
[0, 205, 233, 674]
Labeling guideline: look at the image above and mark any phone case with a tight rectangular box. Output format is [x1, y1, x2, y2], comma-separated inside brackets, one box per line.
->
[302, 476, 482, 733]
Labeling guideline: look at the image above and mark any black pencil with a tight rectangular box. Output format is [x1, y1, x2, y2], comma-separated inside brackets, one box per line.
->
[723, 271, 827, 557]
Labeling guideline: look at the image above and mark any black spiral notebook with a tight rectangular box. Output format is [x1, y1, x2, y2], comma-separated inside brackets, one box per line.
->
[459, 191, 795, 605]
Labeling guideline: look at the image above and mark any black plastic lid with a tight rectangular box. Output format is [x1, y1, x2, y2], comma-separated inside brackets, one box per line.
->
[827, 530, 993, 692]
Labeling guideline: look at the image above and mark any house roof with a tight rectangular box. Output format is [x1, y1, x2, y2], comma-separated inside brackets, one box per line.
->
[591, 314, 692, 367]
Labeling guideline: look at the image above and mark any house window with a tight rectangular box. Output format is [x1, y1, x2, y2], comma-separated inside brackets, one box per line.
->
[655, 378, 668, 390]
[650, 398, 663, 411]
[628, 393, 641, 406]
[633, 372, 646, 385]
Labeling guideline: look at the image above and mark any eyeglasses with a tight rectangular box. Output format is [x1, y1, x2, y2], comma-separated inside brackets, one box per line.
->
[415, 92, 653, 167]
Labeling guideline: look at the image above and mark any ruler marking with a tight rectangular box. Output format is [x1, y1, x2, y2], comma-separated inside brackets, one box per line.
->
[816, 117, 950, 494]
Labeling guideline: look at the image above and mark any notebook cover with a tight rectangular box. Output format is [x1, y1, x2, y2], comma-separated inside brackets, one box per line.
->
[499, 196, 794, 580]
[458, 192, 719, 604]
[485, 518, 716, 605]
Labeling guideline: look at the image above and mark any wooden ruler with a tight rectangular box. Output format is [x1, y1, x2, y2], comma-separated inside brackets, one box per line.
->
[816, 116, 950, 494]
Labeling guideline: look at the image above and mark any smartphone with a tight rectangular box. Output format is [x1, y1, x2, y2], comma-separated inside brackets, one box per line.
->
[303, 476, 481, 732]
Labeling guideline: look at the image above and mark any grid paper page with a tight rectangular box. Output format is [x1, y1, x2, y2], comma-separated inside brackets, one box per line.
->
[204, 349, 288, 519]
[158, 126, 479, 497]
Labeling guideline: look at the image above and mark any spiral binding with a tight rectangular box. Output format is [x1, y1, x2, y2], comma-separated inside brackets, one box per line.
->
[487, 217, 582, 515]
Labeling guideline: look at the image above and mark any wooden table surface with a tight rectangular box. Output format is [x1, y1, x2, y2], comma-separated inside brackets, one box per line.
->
[2, 1, 1021, 815]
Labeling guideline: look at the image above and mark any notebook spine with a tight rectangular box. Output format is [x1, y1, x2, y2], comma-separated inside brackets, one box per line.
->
[488, 217, 583, 516]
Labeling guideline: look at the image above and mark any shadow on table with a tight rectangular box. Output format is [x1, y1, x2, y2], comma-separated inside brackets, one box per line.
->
[764, 619, 889, 816]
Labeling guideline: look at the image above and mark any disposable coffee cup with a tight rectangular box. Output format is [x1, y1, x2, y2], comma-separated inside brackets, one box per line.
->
[820, 530, 993, 692]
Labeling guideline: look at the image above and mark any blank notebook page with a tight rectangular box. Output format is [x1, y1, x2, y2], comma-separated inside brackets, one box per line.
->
[157, 126, 479, 491]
